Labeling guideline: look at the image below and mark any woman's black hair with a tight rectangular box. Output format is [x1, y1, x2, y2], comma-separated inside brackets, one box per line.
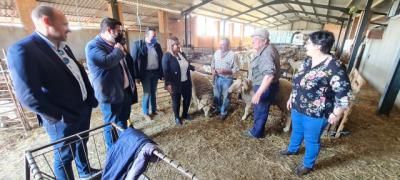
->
[309, 30, 335, 54]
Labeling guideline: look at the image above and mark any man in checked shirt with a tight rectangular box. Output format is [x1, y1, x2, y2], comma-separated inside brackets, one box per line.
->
[211, 38, 240, 120]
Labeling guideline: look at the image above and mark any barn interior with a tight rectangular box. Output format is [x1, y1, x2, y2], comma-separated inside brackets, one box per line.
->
[0, 0, 400, 179]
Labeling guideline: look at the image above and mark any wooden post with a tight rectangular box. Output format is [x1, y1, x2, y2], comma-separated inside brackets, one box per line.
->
[158, 10, 169, 50]
[107, 1, 130, 49]
[15, 0, 37, 33]
[107, 0, 124, 22]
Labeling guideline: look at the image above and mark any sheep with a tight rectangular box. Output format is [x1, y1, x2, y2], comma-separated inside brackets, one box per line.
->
[190, 71, 214, 117]
[228, 78, 293, 132]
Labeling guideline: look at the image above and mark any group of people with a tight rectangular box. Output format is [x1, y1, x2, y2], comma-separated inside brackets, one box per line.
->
[7, 5, 352, 179]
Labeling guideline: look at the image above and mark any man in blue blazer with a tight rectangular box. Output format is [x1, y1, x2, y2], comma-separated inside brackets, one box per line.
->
[7, 6, 98, 179]
[85, 17, 138, 151]
[131, 27, 163, 120]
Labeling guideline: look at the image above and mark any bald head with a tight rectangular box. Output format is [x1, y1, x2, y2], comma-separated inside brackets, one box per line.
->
[31, 5, 55, 22]
[31, 5, 70, 43]
[219, 38, 230, 52]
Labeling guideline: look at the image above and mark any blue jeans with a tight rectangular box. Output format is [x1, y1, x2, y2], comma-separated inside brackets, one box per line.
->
[213, 76, 233, 116]
[141, 70, 159, 115]
[42, 104, 92, 179]
[287, 109, 328, 168]
[100, 89, 132, 151]
[249, 82, 279, 138]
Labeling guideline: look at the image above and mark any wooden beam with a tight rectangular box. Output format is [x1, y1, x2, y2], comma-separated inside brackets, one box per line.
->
[107, 0, 124, 22]
[158, 10, 168, 49]
[182, 0, 213, 15]
[15, 0, 37, 33]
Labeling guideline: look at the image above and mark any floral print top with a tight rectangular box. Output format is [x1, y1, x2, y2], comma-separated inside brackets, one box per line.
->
[290, 56, 352, 119]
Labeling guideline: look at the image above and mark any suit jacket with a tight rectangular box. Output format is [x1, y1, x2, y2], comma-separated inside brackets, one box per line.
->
[162, 52, 195, 93]
[85, 35, 138, 104]
[130, 40, 163, 79]
[7, 32, 98, 125]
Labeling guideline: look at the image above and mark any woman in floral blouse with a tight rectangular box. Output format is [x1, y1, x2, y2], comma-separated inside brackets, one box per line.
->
[281, 30, 352, 176]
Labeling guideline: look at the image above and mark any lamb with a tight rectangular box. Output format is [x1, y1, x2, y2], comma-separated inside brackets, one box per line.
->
[190, 71, 214, 117]
[228, 78, 293, 132]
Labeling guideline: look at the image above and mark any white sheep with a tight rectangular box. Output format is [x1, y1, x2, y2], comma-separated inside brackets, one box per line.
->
[228, 78, 292, 132]
[190, 71, 214, 117]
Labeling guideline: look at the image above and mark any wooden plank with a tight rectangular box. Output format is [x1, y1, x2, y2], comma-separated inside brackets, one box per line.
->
[15, 0, 37, 33]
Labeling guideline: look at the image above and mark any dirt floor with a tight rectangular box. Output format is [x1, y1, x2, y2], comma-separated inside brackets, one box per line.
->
[1, 83, 400, 179]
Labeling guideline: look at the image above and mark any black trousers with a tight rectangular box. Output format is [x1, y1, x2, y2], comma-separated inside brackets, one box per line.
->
[171, 80, 192, 119]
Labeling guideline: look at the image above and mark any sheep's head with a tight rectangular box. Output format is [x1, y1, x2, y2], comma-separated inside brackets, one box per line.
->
[198, 94, 213, 117]
[228, 79, 243, 93]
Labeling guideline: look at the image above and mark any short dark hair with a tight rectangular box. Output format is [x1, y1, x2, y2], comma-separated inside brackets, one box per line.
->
[100, 17, 122, 33]
[146, 27, 156, 36]
[31, 5, 55, 21]
[309, 30, 335, 54]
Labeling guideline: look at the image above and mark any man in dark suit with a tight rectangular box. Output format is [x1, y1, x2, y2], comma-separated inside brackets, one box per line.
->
[85, 18, 138, 151]
[130, 27, 163, 120]
[7, 6, 98, 179]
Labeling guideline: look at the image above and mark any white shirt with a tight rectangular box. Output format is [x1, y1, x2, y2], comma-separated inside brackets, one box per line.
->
[177, 53, 189, 82]
[36, 32, 88, 100]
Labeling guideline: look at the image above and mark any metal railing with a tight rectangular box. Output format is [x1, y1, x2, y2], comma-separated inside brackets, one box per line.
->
[25, 123, 199, 180]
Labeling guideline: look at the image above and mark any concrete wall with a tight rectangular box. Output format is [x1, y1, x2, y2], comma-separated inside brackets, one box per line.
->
[358, 17, 400, 108]
[0, 26, 28, 58]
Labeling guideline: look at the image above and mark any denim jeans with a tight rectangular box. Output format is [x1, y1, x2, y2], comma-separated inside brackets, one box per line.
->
[213, 76, 233, 116]
[287, 109, 328, 168]
[100, 89, 132, 151]
[42, 104, 92, 179]
[249, 82, 279, 138]
[140, 70, 159, 115]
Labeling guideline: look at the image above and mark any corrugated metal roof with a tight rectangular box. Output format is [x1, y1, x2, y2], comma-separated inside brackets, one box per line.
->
[0, 0, 393, 29]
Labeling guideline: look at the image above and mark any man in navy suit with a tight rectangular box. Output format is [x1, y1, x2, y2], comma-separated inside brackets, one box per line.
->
[85, 18, 138, 151]
[7, 6, 98, 179]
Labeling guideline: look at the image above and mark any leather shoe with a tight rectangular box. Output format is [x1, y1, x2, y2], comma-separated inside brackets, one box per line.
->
[279, 149, 298, 156]
[295, 165, 312, 176]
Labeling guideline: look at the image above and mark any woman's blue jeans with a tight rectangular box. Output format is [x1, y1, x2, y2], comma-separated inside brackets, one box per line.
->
[287, 109, 328, 168]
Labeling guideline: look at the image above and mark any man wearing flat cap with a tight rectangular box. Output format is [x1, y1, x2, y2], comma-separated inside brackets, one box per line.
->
[244, 28, 280, 138]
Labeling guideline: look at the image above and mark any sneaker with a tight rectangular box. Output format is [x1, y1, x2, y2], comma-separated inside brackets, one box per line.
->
[80, 168, 101, 180]
[242, 131, 257, 139]
[279, 149, 299, 156]
[175, 118, 182, 126]
[143, 114, 152, 121]
[181, 115, 192, 121]
[295, 165, 312, 176]
[219, 114, 227, 121]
